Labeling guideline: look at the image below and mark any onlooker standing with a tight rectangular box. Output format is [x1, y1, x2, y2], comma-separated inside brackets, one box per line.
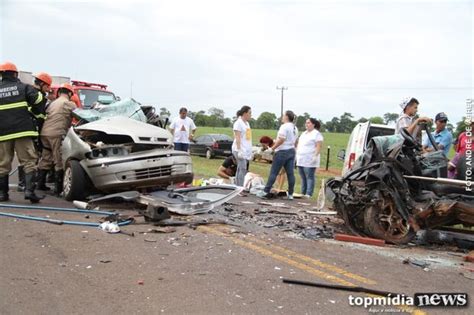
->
[422, 112, 453, 156]
[232, 105, 252, 186]
[258, 110, 298, 200]
[395, 97, 431, 135]
[38, 83, 77, 195]
[169, 107, 196, 152]
[296, 118, 324, 198]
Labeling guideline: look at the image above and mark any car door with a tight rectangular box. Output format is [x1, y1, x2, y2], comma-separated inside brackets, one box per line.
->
[200, 135, 212, 155]
[189, 136, 204, 155]
[342, 122, 371, 175]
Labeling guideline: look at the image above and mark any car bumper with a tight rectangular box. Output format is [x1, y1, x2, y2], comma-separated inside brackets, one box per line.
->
[80, 149, 193, 191]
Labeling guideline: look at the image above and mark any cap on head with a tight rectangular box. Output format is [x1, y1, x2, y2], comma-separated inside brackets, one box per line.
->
[33, 72, 53, 86]
[0, 61, 18, 73]
[435, 112, 448, 122]
[399, 97, 418, 111]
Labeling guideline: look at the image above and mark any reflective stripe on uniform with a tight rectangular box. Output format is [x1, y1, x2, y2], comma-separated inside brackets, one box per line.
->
[27, 107, 46, 120]
[34, 92, 43, 105]
[0, 101, 28, 110]
[0, 130, 39, 141]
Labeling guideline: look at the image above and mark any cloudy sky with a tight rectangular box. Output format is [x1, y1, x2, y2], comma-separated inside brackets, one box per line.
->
[1, 0, 472, 124]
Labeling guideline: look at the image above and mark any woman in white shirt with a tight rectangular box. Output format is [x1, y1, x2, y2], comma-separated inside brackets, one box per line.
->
[296, 118, 324, 198]
[232, 105, 252, 186]
[257, 110, 298, 200]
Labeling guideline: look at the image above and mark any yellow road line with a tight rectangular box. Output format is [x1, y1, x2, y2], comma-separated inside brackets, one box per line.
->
[199, 225, 354, 286]
[228, 230, 376, 285]
[198, 225, 425, 315]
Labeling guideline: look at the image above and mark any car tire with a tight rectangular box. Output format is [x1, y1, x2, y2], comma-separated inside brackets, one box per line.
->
[364, 203, 415, 245]
[206, 149, 213, 159]
[63, 160, 90, 201]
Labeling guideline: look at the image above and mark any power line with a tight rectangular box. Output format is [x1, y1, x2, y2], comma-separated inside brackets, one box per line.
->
[288, 85, 473, 90]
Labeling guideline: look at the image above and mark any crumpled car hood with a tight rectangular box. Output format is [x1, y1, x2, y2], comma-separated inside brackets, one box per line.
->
[75, 116, 172, 145]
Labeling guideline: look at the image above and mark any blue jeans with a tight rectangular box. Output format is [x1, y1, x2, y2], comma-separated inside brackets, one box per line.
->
[298, 166, 316, 196]
[174, 143, 189, 152]
[232, 152, 249, 186]
[264, 148, 295, 195]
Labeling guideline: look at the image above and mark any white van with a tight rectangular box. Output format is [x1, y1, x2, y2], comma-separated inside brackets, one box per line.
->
[339, 122, 395, 175]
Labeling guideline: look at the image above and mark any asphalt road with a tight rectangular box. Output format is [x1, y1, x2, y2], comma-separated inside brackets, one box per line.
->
[1, 185, 473, 314]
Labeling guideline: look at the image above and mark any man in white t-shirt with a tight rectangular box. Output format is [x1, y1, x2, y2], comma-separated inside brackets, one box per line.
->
[257, 110, 298, 200]
[296, 118, 324, 198]
[232, 105, 253, 186]
[169, 107, 197, 152]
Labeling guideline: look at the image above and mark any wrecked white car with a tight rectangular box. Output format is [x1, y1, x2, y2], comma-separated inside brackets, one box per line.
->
[61, 99, 193, 201]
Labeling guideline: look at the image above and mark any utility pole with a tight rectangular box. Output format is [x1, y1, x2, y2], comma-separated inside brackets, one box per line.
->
[276, 86, 288, 119]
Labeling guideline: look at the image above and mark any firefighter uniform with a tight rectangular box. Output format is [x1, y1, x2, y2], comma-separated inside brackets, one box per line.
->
[39, 87, 76, 195]
[0, 66, 45, 202]
[17, 86, 48, 191]
[39, 94, 76, 172]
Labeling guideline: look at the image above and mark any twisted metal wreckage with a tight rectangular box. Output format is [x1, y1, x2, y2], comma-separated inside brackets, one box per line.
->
[327, 127, 473, 244]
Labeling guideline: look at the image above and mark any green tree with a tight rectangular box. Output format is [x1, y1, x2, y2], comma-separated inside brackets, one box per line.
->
[256, 112, 277, 130]
[296, 112, 311, 131]
[248, 118, 257, 129]
[454, 117, 470, 138]
[325, 117, 340, 132]
[339, 112, 356, 133]
[369, 116, 384, 124]
[194, 112, 208, 126]
[383, 112, 399, 124]
[159, 107, 171, 117]
[208, 107, 225, 119]
[358, 117, 368, 123]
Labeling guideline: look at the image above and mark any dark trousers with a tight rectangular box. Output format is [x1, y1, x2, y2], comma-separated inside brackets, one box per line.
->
[264, 148, 295, 195]
[174, 143, 189, 152]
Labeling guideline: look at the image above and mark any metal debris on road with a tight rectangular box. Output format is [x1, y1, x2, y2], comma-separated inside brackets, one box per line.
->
[402, 258, 430, 269]
[282, 278, 399, 296]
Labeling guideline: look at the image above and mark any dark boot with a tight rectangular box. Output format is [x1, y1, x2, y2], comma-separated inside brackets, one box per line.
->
[36, 169, 51, 191]
[24, 173, 44, 203]
[46, 169, 55, 184]
[0, 175, 9, 202]
[54, 170, 64, 196]
[17, 165, 25, 192]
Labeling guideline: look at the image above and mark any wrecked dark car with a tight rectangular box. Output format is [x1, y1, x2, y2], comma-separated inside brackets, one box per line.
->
[61, 99, 193, 201]
[327, 126, 473, 244]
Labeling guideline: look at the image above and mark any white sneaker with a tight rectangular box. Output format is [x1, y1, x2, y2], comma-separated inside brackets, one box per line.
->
[287, 195, 294, 200]
[303, 195, 311, 199]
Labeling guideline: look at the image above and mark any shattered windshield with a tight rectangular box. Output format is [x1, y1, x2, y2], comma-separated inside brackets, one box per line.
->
[73, 98, 147, 123]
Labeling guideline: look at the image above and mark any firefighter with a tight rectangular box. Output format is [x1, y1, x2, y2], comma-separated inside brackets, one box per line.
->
[17, 72, 52, 192]
[38, 83, 76, 195]
[0, 61, 45, 203]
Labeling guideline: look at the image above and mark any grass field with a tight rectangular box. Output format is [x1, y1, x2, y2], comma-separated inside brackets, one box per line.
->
[192, 126, 350, 199]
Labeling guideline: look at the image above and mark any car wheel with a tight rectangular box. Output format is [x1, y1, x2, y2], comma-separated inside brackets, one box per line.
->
[63, 160, 90, 201]
[364, 197, 415, 244]
[206, 149, 213, 159]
